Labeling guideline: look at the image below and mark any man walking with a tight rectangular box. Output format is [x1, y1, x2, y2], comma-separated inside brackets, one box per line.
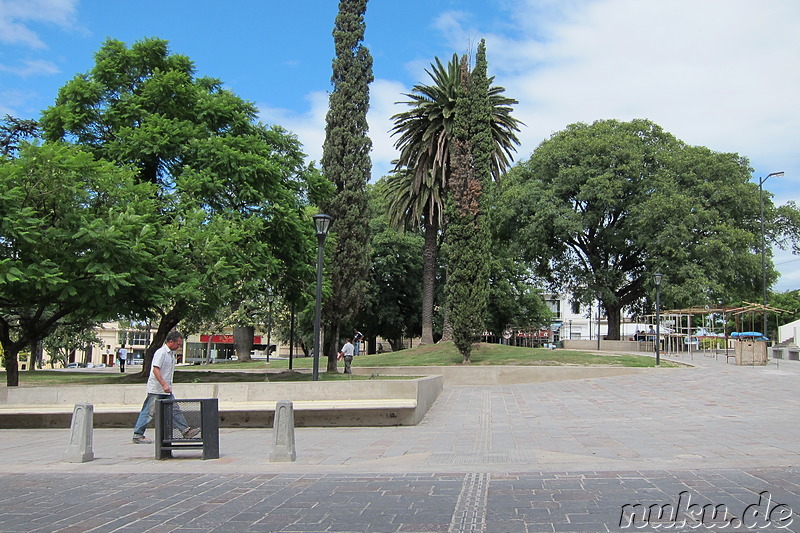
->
[132, 330, 199, 444]
[338, 337, 355, 374]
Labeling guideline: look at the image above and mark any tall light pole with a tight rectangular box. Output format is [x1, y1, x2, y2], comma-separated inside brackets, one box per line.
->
[596, 294, 601, 351]
[265, 290, 274, 363]
[759, 171, 784, 339]
[312, 214, 332, 381]
[653, 273, 663, 366]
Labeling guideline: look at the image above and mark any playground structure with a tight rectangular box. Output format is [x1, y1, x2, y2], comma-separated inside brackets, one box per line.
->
[647, 302, 791, 364]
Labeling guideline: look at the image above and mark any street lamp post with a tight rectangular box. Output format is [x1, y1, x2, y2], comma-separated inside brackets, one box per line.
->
[265, 290, 274, 363]
[759, 171, 784, 339]
[596, 294, 602, 351]
[312, 214, 332, 381]
[653, 273, 663, 366]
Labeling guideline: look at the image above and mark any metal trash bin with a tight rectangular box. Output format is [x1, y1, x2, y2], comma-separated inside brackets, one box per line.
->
[155, 398, 219, 460]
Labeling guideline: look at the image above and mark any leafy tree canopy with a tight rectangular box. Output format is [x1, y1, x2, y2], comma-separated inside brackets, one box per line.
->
[0, 142, 160, 385]
[503, 119, 764, 339]
[356, 179, 423, 351]
[40, 37, 318, 373]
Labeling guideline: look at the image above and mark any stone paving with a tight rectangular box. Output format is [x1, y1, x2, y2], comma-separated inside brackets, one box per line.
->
[1, 352, 800, 532]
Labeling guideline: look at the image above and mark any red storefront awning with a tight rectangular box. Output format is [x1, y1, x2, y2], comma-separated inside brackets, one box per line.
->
[200, 335, 263, 344]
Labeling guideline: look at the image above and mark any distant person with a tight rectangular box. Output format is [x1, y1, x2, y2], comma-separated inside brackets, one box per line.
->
[353, 329, 364, 355]
[117, 344, 127, 373]
[132, 331, 199, 444]
[338, 337, 355, 374]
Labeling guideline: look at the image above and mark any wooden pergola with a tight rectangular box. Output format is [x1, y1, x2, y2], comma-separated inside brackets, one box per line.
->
[647, 303, 791, 360]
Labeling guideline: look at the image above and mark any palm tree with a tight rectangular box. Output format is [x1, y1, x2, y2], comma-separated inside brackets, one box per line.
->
[385, 168, 444, 344]
[389, 52, 523, 345]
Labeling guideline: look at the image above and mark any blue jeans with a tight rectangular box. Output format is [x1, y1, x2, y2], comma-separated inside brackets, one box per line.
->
[133, 393, 189, 437]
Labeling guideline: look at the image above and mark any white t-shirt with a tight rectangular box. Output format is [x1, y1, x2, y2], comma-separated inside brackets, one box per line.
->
[145, 345, 177, 394]
[340, 341, 355, 357]
[118, 348, 127, 361]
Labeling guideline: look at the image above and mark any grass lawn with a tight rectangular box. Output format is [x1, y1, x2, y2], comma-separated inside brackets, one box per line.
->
[0, 368, 392, 387]
[3, 342, 679, 386]
[222, 342, 678, 369]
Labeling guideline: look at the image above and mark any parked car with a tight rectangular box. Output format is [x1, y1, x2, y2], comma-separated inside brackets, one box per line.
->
[94, 363, 107, 368]
[66, 362, 83, 369]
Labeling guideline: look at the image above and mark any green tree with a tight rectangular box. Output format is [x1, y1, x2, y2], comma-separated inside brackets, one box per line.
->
[40, 38, 315, 376]
[504, 119, 765, 339]
[484, 196, 553, 337]
[41, 323, 101, 369]
[390, 42, 521, 346]
[0, 143, 159, 386]
[0, 115, 39, 157]
[384, 169, 443, 345]
[442, 52, 492, 363]
[770, 290, 800, 327]
[357, 179, 423, 351]
[320, 0, 373, 368]
[775, 202, 800, 256]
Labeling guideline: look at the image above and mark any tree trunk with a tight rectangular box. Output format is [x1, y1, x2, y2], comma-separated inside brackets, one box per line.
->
[388, 337, 404, 352]
[205, 334, 213, 364]
[3, 349, 20, 386]
[233, 325, 254, 362]
[420, 220, 438, 345]
[28, 339, 41, 371]
[439, 306, 452, 342]
[325, 323, 340, 373]
[604, 301, 622, 341]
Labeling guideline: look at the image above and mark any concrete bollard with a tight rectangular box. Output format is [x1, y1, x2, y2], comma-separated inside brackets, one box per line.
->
[269, 400, 296, 462]
[63, 403, 94, 463]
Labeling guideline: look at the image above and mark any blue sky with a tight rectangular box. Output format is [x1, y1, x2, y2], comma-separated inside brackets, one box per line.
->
[1, 0, 799, 290]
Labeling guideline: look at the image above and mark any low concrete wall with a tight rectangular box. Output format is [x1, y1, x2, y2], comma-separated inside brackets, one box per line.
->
[352, 365, 651, 386]
[1, 377, 441, 406]
[562, 339, 652, 352]
[0, 375, 444, 428]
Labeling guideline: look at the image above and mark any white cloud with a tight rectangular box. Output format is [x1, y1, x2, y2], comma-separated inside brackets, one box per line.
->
[0, 58, 59, 77]
[463, 0, 800, 202]
[773, 249, 800, 292]
[419, 0, 800, 289]
[368, 78, 406, 180]
[257, 90, 328, 166]
[257, 79, 406, 183]
[0, 0, 80, 48]
[0, 90, 27, 116]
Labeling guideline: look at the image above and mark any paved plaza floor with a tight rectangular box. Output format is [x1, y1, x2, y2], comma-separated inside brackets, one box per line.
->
[1, 352, 799, 532]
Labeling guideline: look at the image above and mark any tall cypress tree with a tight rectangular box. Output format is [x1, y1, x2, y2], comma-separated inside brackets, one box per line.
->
[444, 50, 492, 363]
[320, 0, 373, 368]
[470, 41, 494, 189]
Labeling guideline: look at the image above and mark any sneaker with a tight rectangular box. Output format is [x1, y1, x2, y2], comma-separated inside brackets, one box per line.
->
[132, 435, 152, 444]
[182, 427, 200, 439]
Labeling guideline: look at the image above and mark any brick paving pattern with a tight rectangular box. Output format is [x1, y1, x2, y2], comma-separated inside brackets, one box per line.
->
[1, 353, 800, 531]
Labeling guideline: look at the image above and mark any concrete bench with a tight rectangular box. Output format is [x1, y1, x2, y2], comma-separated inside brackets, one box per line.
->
[0, 398, 420, 428]
[0, 376, 441, 428]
